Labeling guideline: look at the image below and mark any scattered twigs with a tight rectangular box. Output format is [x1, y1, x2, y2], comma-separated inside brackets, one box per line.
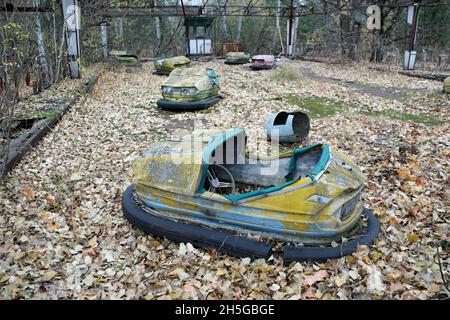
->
[398, 71, 448, 82]
[436, 241, 449, 298]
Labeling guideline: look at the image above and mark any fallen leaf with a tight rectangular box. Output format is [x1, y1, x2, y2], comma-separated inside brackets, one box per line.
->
[407, 233, 419, 242]
[144, 293, 154, 300]
[303, 270, 329, 286]
[389, 282, 405, 292]
[301, 286, 316, 299]
[20, 186, 35, 200]
[178, 243, 187, 256]
[367, 265, 386, 293]
[44, 271, 57, 281]
[69, 172, 83, 181]
[335, 277, 346, 287]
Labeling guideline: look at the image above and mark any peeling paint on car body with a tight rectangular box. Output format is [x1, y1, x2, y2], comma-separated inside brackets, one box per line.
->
[251, 55, 276, 70]
[225, 52, 250, 64]
[132, 129, 366, 244]
[154, 56, 191, 75]
[160, 67, 220, 103]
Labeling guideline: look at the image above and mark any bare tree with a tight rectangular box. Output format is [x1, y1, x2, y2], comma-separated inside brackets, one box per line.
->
[155, 0, 162, 53]
[292, 14, 299, 56]
[33, 0, 50, 87]
[217, 0, 229, 42]
[0, 6, 35, 181]
[272, 0, 283, 54]
[235, 0, 244, 44]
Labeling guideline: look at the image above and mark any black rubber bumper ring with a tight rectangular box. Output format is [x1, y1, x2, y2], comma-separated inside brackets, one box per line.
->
[122, 185, 273, 260]
[250, 65, 274, 70]
[225, 61, 249, 65]
[283, 207, 380, 264]
[157, 96, 221, 111]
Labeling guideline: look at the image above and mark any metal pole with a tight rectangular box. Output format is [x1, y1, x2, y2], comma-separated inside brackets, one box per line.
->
[287, 0, 294, 56]
[62, 0, 81, 78]
[180, 0, 190, 55]
[404, 0, 420, 69]
[407, 1, 420, 52]
[101, 23, 108, 60]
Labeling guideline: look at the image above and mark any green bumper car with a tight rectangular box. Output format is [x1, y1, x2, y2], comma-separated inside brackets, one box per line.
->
[154, 56, 191, 75]
[444, 77, 450, 94]
[157, 67, 222, 111]
[225, 52, 250, 65]
[109, 50, 140, 67]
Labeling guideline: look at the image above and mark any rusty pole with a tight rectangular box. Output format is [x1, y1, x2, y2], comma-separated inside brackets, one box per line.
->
[407, 1, 420, 52]
[404, 0, 421, 69]
[180, 0, 190, 55]
[287, 0, 294, 56]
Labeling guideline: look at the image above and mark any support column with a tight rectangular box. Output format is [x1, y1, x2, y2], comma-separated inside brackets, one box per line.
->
[181, 0, 190, 56]
[101, 22, 108, 60]
[404, 1, 420, 70]
[62, 0, 81, 78]
[286, 0, 294, 56]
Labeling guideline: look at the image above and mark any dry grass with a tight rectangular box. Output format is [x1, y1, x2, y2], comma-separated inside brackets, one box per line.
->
[270, 63, 304, 82]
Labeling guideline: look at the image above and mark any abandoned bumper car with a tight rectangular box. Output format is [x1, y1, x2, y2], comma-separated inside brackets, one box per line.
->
[154, 55, 191, 75]
[156, 66, 222, 111]
[225, 52, 251, 65]
[122, 129, 380, 263]
[250, 54, 277, 70]
[109, 50, 141, 67]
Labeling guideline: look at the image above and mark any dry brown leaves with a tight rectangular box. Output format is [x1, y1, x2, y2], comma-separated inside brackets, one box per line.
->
[0, 59, 448, 300]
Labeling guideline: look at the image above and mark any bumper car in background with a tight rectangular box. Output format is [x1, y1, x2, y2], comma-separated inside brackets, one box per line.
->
[109, 50, 141, 67]
[154, 56, 191, 75]
[156, 66, 222, 111]
[225, 52, 251, 65]
[250, 55, 276, 70]
[444, 77, 450, 93]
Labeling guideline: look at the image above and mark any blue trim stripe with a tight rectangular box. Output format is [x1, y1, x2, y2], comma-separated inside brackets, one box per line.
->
[197, 128, 245, 194]
[197, 129, 331, 202]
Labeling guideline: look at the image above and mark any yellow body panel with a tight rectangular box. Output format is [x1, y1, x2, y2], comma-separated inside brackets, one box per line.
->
[131, 129, 366, 243]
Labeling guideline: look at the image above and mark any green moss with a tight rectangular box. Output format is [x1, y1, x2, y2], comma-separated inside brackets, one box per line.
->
[30, 109, 62, 121]
[270, 64, 304, 82]
[273, 94, 345, 118]
[362, 110, 448, 126]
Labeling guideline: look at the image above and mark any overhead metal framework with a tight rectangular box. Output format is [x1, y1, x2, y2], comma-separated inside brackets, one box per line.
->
[101, 0, 450, 18]
[102, 0, 316, 18]
[0, 2, 53, 12]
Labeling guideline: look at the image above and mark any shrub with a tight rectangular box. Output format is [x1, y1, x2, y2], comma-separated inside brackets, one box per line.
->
[270, 63, 304, 82]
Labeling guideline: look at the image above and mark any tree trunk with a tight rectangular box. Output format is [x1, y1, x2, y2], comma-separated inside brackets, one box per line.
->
[154, 0, 161, 54]
[272, 0, 281, 53]
[337, 0, 345, 57]
[235, 0, 244, 44]
[115, 18, 124, 49]
[370, 31, 383, 62]
[292, 15, 299, 56]
[55, 24, 66, 82]
[33, 0, 50, 88]
[155, 17, 161, 48]
[218, 0, 229, 42]
[101, 23, 108, 59]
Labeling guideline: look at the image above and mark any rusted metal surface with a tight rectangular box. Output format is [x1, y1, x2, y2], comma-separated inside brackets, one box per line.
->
[265, 111, 310, 143]
[130, 129, 367, 244]
[250, 55, 276, 69]
[154, 56, 191, 75]
[225, 52, 250, 64]
[160, 67, 220, 102]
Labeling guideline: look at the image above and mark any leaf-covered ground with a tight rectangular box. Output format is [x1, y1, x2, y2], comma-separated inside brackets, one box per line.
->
[0, 60, 448, 299]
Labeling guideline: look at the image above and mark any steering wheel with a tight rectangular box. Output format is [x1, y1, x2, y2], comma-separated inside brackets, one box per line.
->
[206, 164, 236, 194]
